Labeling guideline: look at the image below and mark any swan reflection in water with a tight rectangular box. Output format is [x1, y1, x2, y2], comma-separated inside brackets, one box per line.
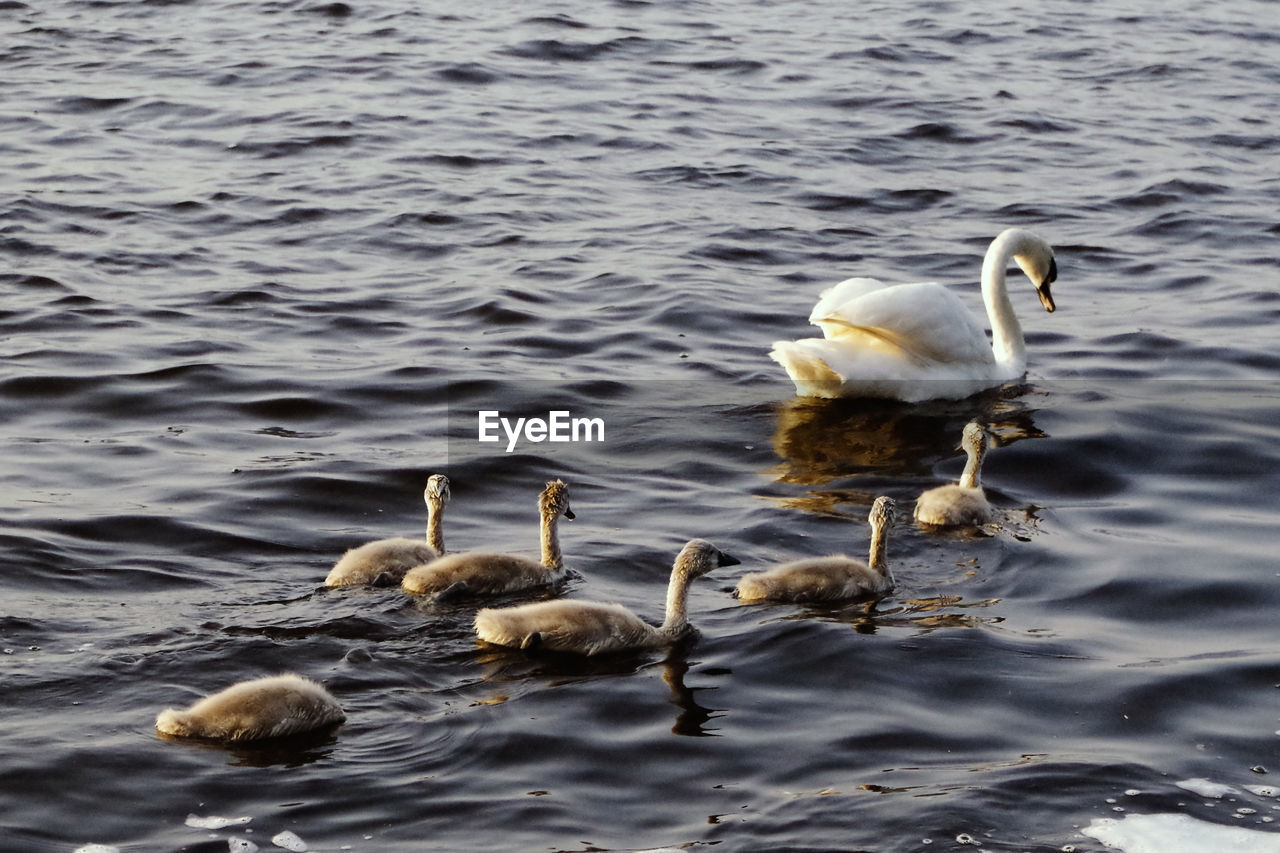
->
[764, 593, 1005, 636]
[473, 643, 724, 737]
[768, 392, 1046, 488]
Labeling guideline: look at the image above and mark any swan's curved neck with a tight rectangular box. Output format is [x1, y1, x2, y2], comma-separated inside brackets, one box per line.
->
[659, 567, 693, 637]
[426, 500, 445, 553]
[959, 441, 986, 490]
[539, 511, 563, 569]
[867, 522, 891, 580]
[981, 232, 1027, 373]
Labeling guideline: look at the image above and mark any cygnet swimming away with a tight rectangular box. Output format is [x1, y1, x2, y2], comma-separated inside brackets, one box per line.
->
[914, 422, 993, 527]
[401, 478, 574, 597]
[155, 674, 345, 742]
[325, 474, 450, 587]
[473, 539, 737, 655]
[736, 496, 898, 603]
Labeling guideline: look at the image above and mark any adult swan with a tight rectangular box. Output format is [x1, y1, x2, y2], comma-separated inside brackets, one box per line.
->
[770, 228, 1058, 402]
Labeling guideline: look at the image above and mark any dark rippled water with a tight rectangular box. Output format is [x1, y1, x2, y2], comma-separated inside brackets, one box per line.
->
[3, 2, 1279, 851]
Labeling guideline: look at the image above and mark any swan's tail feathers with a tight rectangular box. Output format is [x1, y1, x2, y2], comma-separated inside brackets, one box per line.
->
[769, 340, 846, 398]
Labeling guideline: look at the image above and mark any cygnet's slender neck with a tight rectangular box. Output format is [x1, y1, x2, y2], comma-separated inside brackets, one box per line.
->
[539, 509, 563, 569]
[660, 564, 695, 636]
[426, 497, 446, 553]
[867, 517, 892, 580]
[980, 230, 1028, 372]
[958, 432, 987, 490]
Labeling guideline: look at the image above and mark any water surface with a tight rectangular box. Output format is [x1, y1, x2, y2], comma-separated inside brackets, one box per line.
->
[2, 1, 1279, 851]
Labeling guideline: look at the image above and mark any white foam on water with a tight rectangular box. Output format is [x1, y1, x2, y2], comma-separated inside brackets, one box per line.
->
[271, 830, 308, 851]
[73, 846, 121, 853]
[1082, 813, 1280, 852]
[228, 838, 259, 853]
[186, 814, 253, 830]
[1175, 778, 1240, 799]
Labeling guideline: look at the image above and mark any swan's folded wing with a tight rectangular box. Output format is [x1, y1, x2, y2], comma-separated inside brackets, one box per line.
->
[812, 281, 994, 367]
[808, 277, 887, 325]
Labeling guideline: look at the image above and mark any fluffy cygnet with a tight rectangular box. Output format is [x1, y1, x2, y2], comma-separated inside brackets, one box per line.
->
[736, 496, 897, 603]
[402, 478, 575, 597]
[473, 539, 737, 656]
[325, 474, 450, 587]
[155, 674, 345, 742]
[914, 422, 993, 527]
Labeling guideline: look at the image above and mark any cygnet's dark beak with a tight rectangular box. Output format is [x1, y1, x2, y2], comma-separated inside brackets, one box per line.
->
[1037, 257, 1058, 313]
[717, 549, 741, 568]
[564, 508, 576, 520]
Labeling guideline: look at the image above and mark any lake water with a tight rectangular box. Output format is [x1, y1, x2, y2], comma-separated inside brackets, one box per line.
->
[2, 1, 1279, 851]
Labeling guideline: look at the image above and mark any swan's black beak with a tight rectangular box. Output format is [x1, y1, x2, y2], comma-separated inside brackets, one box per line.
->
[564, 508, 576, 520]
[1037, 282, 1055, 313]
[717, 549, 740, 568]
[1037, 257, 1057, 313]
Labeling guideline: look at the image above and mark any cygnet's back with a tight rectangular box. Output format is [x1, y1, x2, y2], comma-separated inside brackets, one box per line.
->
[915, 422, 992, 527]
[402, 478, 574, 596]
[736, 496, 897, 603]
[155, 674, 345, 742]
[475, 599, 661, 656]
[326, 474, 450, 588]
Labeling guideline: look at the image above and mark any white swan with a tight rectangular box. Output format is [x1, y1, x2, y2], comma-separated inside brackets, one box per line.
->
[736, 496, 897, 603]
[402, 479, 575, 596]
[473, 539, 738, 655]
[325, 474, 450, 588]
[155, 674, 345, 742]
[770, 228, 1058, 401]
[914, 421, 993, 527]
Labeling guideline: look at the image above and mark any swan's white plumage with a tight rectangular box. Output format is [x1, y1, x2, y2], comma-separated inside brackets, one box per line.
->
[402, 479, 574, 596]
[155, 674, 345, 742]
[736, 496, 897, 603]
[325, 474, 450, 588]
[811, 279, 994, 367]
[915, 422, 993, 527]
[771, 228, 1058, 401]
[474, 539, 737, 655]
